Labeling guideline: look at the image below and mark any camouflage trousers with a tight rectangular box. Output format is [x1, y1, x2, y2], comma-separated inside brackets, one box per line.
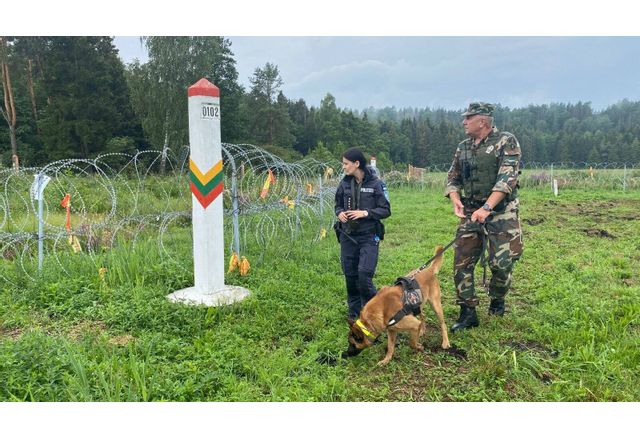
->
[453, 201, 524, 306]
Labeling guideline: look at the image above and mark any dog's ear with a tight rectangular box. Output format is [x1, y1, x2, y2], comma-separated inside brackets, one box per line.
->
[347, 317, 355, 327]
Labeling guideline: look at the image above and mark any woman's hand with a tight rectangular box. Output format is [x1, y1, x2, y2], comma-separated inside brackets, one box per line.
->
[337, 211, 349, 223]
[345, 210, 368, 220]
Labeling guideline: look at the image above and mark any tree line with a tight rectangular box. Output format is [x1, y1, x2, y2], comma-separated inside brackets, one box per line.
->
[2, 36, 639, 172]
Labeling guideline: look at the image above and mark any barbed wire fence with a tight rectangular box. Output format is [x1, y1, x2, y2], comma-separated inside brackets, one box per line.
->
[2, 151, 638, 285]
[0, 144, 341, 285]
[382, 161, 640, 191]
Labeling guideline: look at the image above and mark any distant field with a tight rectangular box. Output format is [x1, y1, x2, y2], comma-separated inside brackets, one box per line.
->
[385, 166, 640, 192]
[1, 186, 639, 401]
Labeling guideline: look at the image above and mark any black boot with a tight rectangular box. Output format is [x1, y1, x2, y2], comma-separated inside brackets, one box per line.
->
[488, 298, 505, 316]
[451, 305, 479, 332]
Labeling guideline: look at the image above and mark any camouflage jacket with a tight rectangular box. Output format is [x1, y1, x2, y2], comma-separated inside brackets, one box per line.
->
[444, 126, 521, 203]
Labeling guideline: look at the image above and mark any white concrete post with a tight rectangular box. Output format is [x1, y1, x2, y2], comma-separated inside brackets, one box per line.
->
[167, 78, 250, 306]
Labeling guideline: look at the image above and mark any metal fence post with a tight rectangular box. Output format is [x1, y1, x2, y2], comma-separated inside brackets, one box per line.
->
[318, 175, 323, 218]
[231, 169, 241, 256]
[38, 192, 44, 270]
[295, 186, 302, 237]
[31, 173, 51, 271]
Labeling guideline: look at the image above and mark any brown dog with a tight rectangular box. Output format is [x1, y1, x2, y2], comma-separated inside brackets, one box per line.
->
[346, 245, 450, 366]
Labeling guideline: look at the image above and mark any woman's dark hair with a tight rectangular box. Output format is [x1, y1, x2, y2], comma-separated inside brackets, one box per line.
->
[342, 147, 367, 170]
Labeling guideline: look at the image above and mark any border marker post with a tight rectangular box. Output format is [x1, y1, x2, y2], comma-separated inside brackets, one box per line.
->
[167, 78, 250, 306]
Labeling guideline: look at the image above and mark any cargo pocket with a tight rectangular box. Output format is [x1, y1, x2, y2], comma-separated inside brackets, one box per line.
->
[358, 241, 379, 274]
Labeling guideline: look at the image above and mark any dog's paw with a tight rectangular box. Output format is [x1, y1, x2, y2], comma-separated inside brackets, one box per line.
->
[376, 358, 391, 366]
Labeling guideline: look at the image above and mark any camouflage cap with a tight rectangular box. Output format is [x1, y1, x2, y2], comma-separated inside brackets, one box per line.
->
[462, 102, 495, 117]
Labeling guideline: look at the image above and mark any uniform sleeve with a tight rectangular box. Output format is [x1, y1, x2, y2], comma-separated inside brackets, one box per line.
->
[492, 134, 521, 194]
[334, 182, 345, 216]
[444, 147, 463, 197]
[368, 181, 391, 220]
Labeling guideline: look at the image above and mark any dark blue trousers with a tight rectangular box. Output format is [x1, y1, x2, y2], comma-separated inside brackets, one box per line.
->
[340, 232, 380, 319]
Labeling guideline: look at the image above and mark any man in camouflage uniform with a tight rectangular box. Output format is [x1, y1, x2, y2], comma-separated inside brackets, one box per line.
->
[445, 102, 524, 332]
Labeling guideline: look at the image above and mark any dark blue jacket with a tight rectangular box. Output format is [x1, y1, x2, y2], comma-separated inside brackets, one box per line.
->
[334, 166, 391, 234]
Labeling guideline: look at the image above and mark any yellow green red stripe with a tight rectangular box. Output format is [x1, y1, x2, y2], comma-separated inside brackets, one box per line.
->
[189, 159, 223, 208]
[190, 158, 223, 185]
[189, 170, 223, 194]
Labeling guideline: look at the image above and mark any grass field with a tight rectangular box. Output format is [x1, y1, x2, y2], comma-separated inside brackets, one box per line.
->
[1, 185, 639, 401]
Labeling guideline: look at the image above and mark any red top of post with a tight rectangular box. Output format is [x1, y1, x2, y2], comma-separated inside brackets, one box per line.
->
[188, 78, 220, 97]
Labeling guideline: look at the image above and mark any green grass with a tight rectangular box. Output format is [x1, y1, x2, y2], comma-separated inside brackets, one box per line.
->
[1, 186, 639, 401]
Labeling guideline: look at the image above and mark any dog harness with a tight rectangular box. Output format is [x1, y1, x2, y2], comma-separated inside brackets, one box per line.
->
[387, 277, 422, 326]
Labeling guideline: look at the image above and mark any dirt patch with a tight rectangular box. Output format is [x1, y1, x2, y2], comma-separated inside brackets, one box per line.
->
[583, 228, 616, 239]
[388, 360, 470, 401]
[524, 218, 545, 226]
[0, 326, 24, 339]
[67, 320, 135, 346]
[504, 340, 559, 358]
[575, 201, 616, 210]
[108, 334, 135, 346]
[539, 371, 554, 384]
[503, 341, 559, 384]
[565, 200, 638, 218]
[503, 380, 518, 394]
[442, 344, 467, 360]
[67, 320, 108, 340]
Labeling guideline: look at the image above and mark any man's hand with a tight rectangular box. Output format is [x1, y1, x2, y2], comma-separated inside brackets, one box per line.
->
[451, 198, 465, 219]
[471, 208, 491, 223]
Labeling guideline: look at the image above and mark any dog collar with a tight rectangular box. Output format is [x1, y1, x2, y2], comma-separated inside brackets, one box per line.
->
[355, 319, 376, 340]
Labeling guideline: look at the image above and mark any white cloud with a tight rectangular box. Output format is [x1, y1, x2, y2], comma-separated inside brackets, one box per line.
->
[113, 36, 640, 111]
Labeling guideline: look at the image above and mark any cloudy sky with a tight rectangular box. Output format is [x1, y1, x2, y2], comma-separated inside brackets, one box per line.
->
[10, 0, 632, 114]
[113, 36, 640, 113]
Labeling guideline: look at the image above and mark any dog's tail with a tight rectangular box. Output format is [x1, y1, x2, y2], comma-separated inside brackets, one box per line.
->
[429, 245, 445, 274]
[414, 245, 445, 284]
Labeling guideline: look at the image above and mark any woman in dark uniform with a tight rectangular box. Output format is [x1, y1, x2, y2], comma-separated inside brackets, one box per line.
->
[334, 148, 391, 320]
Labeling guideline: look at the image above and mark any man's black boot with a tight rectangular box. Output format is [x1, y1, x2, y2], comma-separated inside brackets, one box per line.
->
[488, 298, 505, 316]
[451, 305, 479, 332]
